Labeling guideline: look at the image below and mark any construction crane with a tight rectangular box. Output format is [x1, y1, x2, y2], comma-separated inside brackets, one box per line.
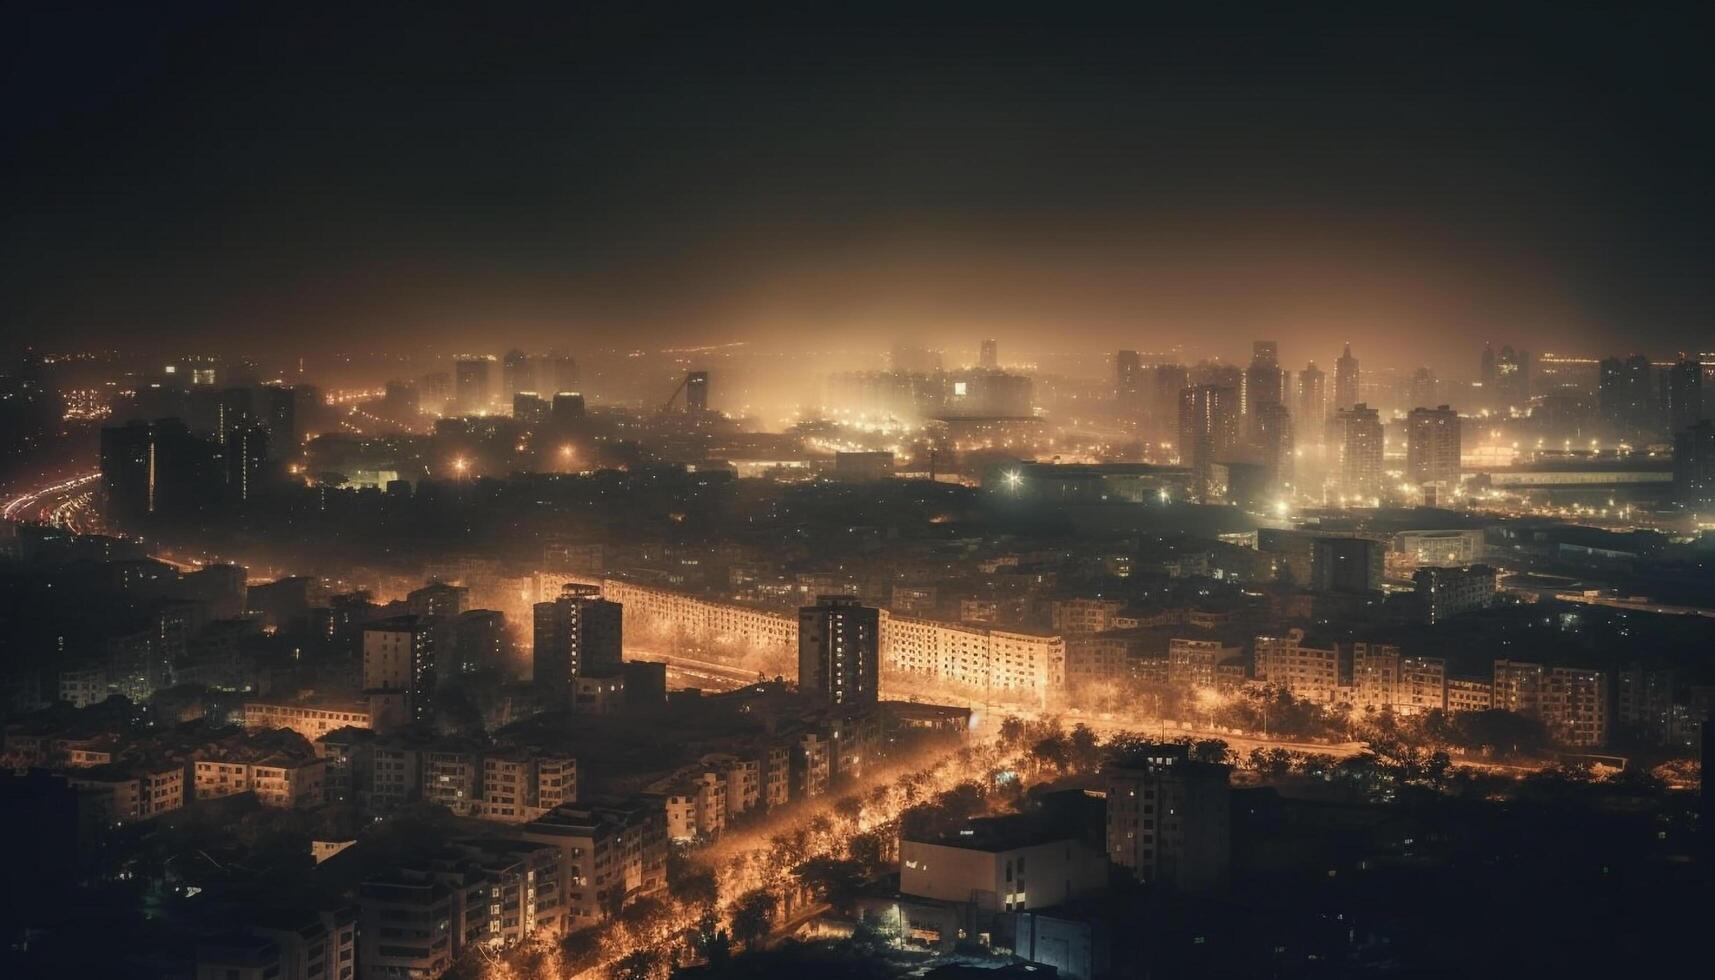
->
[661, 370, 709, 414]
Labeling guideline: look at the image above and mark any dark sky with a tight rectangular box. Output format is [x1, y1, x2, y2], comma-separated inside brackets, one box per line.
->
[5, 1, 1713, 370]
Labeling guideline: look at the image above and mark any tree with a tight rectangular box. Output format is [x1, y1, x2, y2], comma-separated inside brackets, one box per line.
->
[1067, 723, 1101, 772]
[1029, 734, 1069, 774]
[999, 715, 1027, 749]
[694, 909, 731, 965]
[794, 856, 866, 911]
[731, 888, 776, 949]
[613, 948, 658, 980]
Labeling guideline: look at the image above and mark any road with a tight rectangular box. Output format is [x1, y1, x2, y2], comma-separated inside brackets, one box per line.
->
[3, 470, 100, 530]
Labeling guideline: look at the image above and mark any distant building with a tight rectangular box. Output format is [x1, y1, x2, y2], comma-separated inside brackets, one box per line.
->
[1413, 564, 1496, 623]
[980, 338, 999, 370]
[532, 584, 623, 700]
[1674, 420, 1715, 507]
[1333, 343, 1360, 412]
[1253, 628, 1342, 703]
[798, 595, 881, 708]
[1296, 362, 1326, 441]
[453, 356, 492, 414]
[1311, 536, 1383, 594]
[1446, 675, 1493, 713]
[1492, 660, 1547, 717]
[1544, 667, 1609, 747]
[1333, 403, 1383, 499]
[1405, 404, 1461, 488]
[361, 617, 437, 726]
[1104, 743, 1231, 894]
[1177, 383, 1240, 499]
[832, 451, 895, 482]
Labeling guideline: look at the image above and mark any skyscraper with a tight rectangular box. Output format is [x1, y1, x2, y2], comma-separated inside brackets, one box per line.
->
[1334, 344, 1360, 413]
[502, 348, 532, 398]
[1334, 403, 1383, 499]
[1177, 383, 1240, 499]
[1114, 350, 1143, 418]
[1149, 362, 1189, 445]
[1494, 345, 1530, 411]
[223, 422, 270, 504]
[533, 584, 623, 699]
[1408, 367, 1437, 409]
[1296, 362, 1326, 442]
[1666, 356, 1704, 435]
[1599, 354, 1655, 438]
[798, 595, 880, 708]
[1244, 340, 1283, 423]
[980, 338, 999, 370]
[454, 357, 492, 414]
[363, 616, 437, 724]
[1253, 400, 1294, 490]
[1406, 405, 1461, 488]
[1674, 420, 1715, 507]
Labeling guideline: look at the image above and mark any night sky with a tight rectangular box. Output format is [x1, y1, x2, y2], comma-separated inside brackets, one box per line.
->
[5, 1, 1713, 367]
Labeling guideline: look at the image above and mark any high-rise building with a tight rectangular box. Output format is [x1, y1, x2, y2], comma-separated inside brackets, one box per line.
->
[453, 357, 492, 414]
[1333, 403, 1383, 499]
[1104, 743, 1231, 895]
[1244, 340, 1283, 423]
[1493, 345, 1530, 411]
[1673, 420, 1715, 506]
[502, 348, 532, 398]
[551, 392, 587, 426]
[798, 595, 880, 708]
[1598, 354, 1655, 438]
[223, 422, 270, 504]
[1114, 350, 1143, 419]
[1665, 356, 1704, 435]
[1333, 344, 1360, 412]
[1408, 367, 1437, 409]
[542, 350, 580, 392]
[99, 418, 222, 523]
[362, 616, 437, 725]
[980, 338, 999, 370]
[1310, 537, 1383, 594]
[1405, 404, 1461, 488]
[533, 585, 623, 699]
[1252, 400, 1293, 490]
[513, 392, 548, 426]
[1149, 363, 1189, 444]
[1177, 383, 1239, 498]
[1296, 362, 1326, 442]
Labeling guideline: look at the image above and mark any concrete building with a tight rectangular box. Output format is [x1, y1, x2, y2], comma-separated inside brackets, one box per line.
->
[521, 798, 669, 927]
[361, 616, 437, 727]
[532, 584, 623, 700]
[243, 700, 373, 740]
[1253, 629, 1342, 703]
[1104, 744, 1231, 894]
[1311, 536, 1384, 594]
[1406, 404, 1462, 488]
[900, 814, 1108, 914]
[798, 595, 881, 708]
[1446, 676, 1493, 713]
[1413, 564, 1496, 623]
[1544, 667, 1609, 747]
[1333, 403, 1383, 499]
[1492, 660, 1547, 718]
[1167, 637, 1243, 692]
